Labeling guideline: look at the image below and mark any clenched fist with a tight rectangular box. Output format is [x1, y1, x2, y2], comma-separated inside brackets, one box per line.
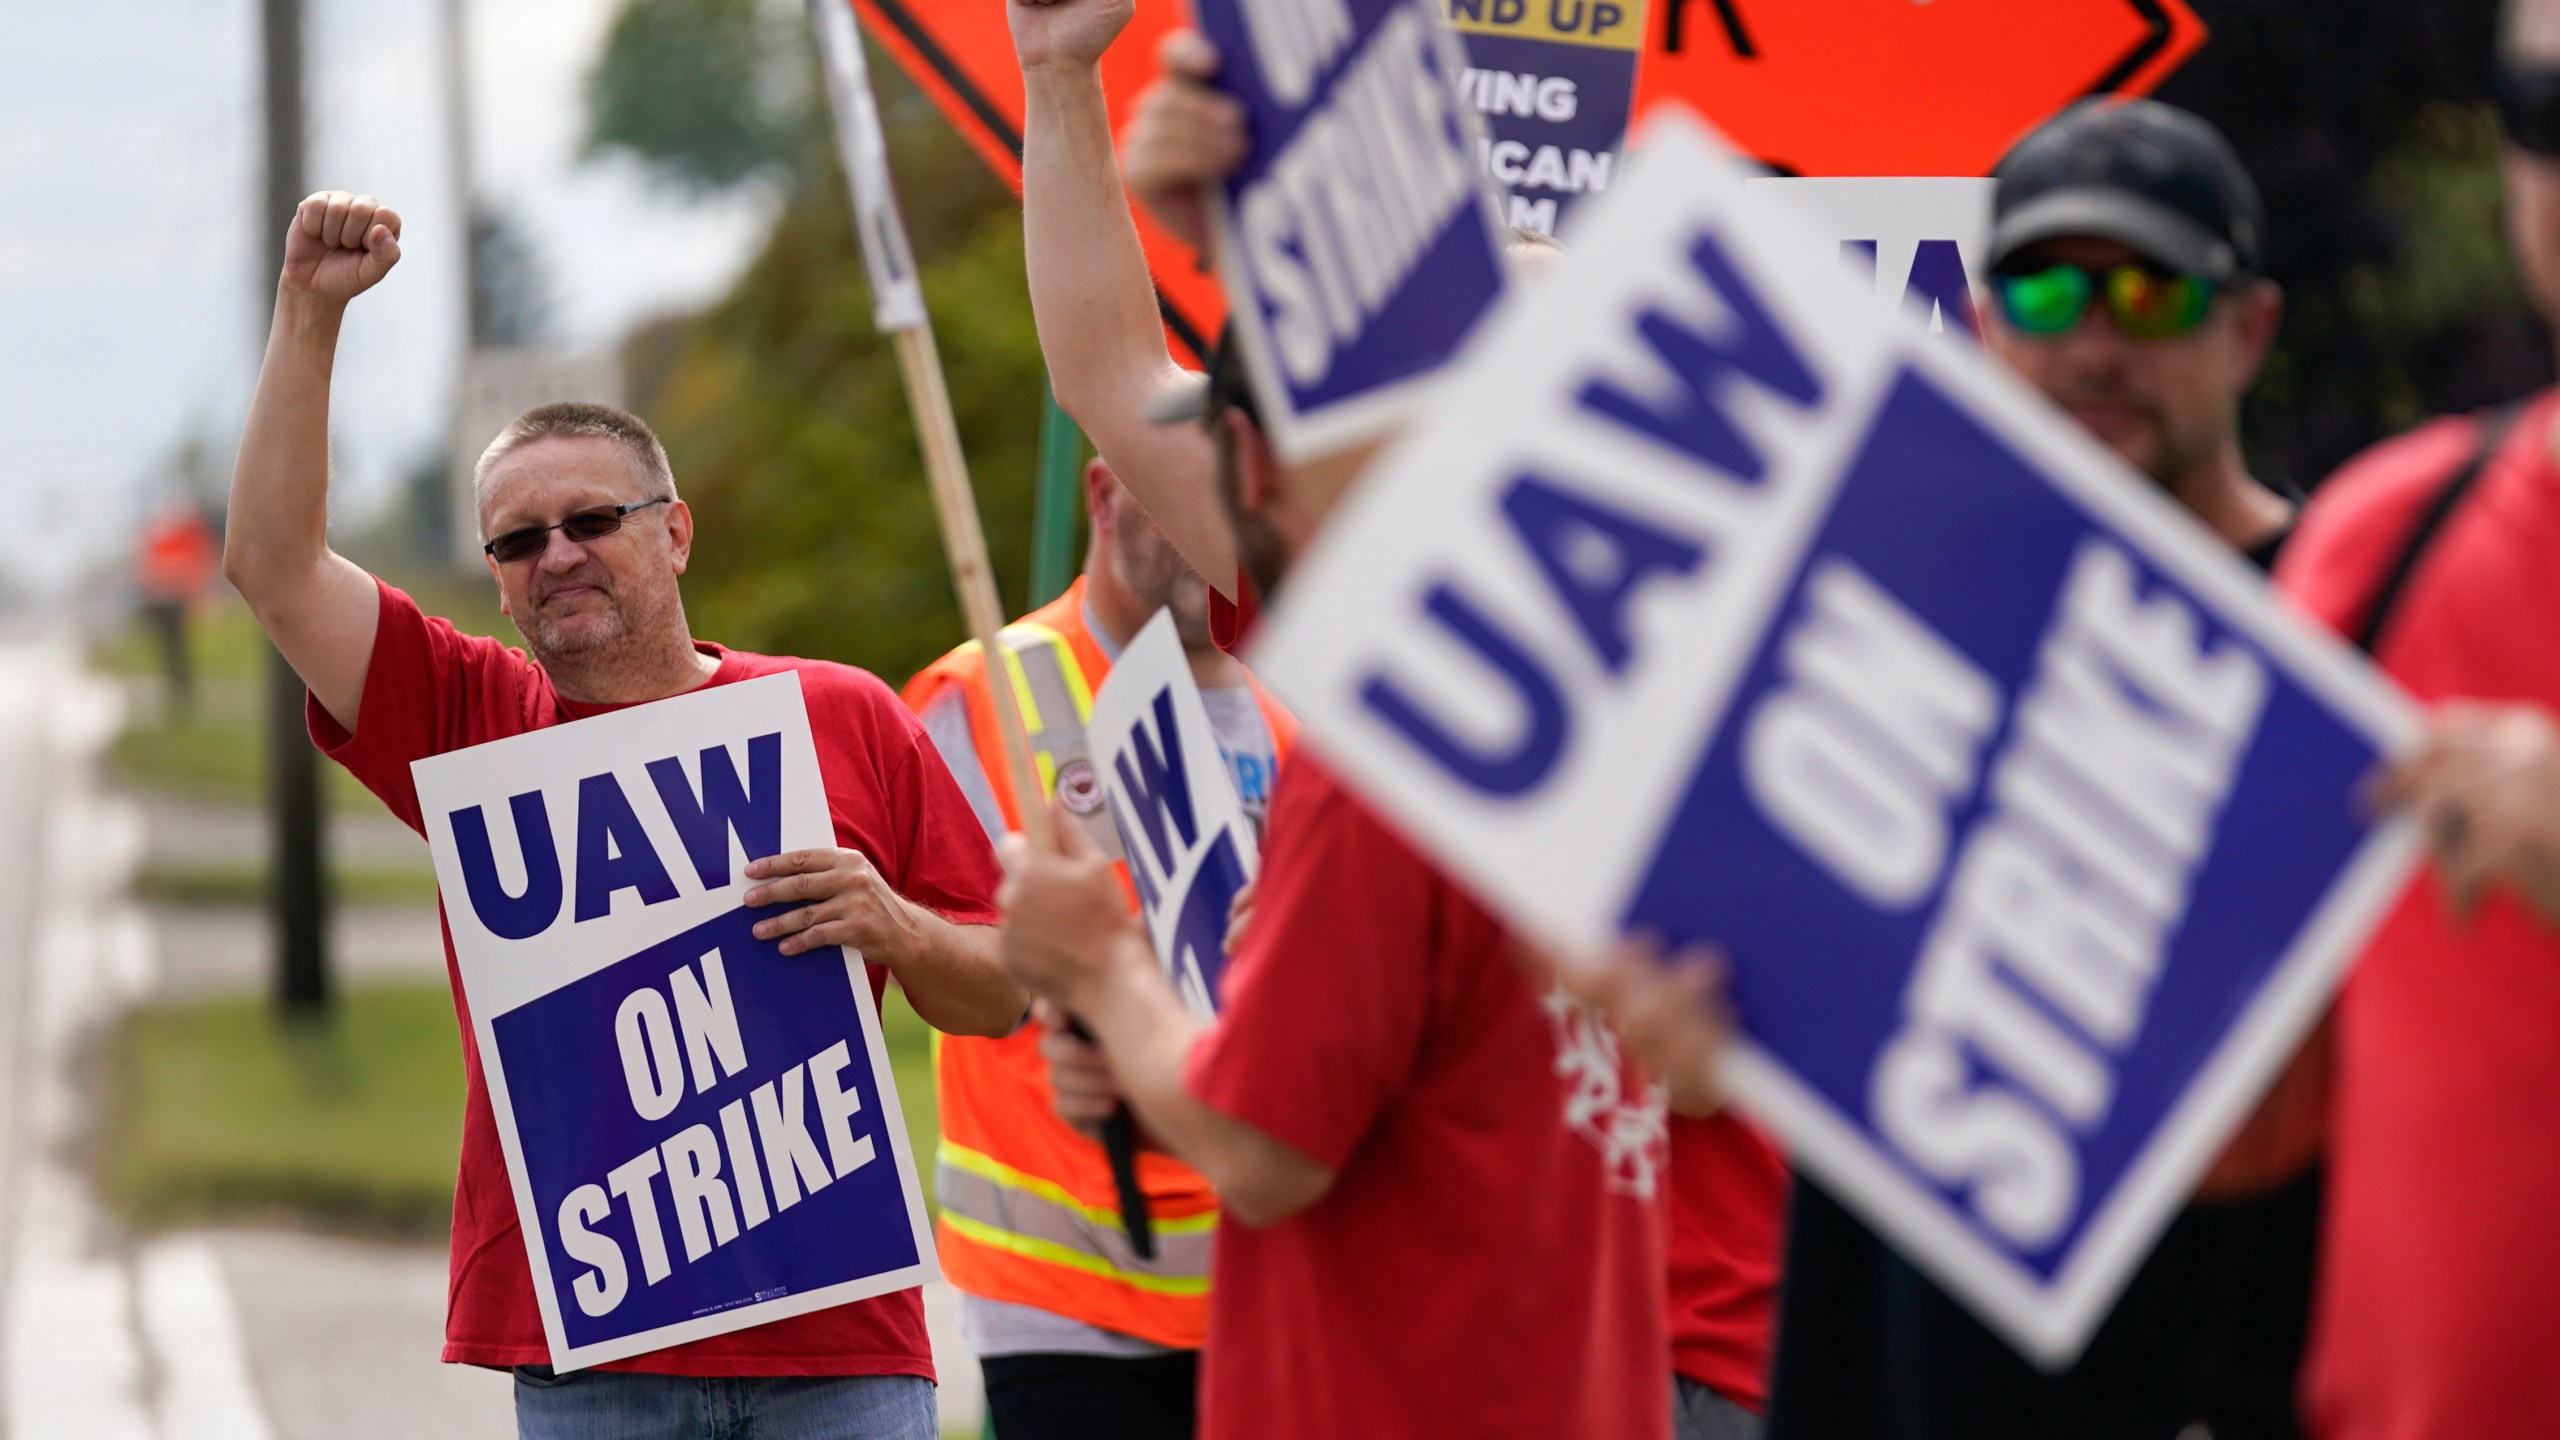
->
[280, 191, 402, 306]
[1010, 0, 1135, 74]
[998, 798, 1147, 1015]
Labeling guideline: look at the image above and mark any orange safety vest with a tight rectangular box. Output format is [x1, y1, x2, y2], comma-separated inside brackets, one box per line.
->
[902, 577, 1295, 1349]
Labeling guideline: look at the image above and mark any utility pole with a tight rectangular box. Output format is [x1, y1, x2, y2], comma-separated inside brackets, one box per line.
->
[440, 0, 483, 347]
[262, 0, 331, 1019]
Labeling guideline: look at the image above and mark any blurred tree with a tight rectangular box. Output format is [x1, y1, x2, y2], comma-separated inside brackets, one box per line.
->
[589, 0, 1039, 684]
[2159, 0, 2552, 489]
[585, 0, 808, 195]
[592, 0, 2560, 689]
[470, 207, 553, 345]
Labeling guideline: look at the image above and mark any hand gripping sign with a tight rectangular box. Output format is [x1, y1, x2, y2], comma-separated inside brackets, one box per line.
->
[1086, 611, 1263, 1019]
[412, 674, 935, 1371]
[1196, 0, 1516, 460]
[1251, 113, 2421, 1363]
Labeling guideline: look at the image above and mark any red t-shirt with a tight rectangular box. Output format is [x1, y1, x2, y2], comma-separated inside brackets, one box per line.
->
[2276, 395, 2560, 1440]
[1666, 1113, 1787, 1411]
[312, 580, 1005, 1377]
[1183, 757, 1670, 1440]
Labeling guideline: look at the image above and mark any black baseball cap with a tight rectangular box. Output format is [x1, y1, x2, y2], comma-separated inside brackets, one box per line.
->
[1987, 99, 2266, 283]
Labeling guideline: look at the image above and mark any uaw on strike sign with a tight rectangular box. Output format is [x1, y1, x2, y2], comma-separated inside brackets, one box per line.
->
[413, 674, 934, 1370]
[1087, 612, 1263, 1020]
[1197, 0, 1514, 461]
[1254, 115, 2422, 1362]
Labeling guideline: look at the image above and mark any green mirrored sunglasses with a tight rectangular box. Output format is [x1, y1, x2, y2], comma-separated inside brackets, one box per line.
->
[1994, 261, 2218, 341]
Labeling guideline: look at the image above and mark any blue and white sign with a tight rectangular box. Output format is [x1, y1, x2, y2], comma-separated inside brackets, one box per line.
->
[1446, 0, 1650, 238]
[1746, 177, 1995, 339]
[1088, 611, 1263, 1019]
[1252, 113, 2420, 1363]
[1197, 0, 1515, 460]
[412, 673, 936, 1371]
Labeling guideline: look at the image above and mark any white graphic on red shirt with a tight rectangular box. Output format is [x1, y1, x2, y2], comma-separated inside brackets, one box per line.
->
[1543, 985, 1670, 1199]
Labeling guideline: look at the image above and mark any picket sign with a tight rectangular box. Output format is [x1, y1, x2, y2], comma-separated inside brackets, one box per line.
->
[1746, 178, 1995, 338]
[1085, 611, 1263, 1020]
[1198, 0, 1516, 461]
[1251, 111, 2421, 1364]
[412, 673, 936, 1371]
[1445, 0, 1651, 238]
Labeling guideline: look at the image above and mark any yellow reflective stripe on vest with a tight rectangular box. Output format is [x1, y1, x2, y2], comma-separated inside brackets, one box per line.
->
[937, 1139, 1214, 1298]
[995, 622, 1089, 795]
[1005, 621, 1097, 718]
[940, 1213, 1211, 1298]
[939, 1139, 1218, 1238]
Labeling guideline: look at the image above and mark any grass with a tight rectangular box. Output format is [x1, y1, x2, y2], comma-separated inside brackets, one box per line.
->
[99, 977, 949, 1236]
[98, 583, 516, 813]
[879, 989, 941, 1212]
[101, 981, 468, 1235]
[133, 860, 442, 908]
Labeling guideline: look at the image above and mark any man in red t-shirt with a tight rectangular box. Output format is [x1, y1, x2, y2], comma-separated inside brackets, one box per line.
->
[1017, 7, 1784, 1424]
[996, 7, 1672, 1434]
[1002, 771, 1669, 1440]
[222, 190, 1025, 1438]
[2277, 8, 2560, 1428]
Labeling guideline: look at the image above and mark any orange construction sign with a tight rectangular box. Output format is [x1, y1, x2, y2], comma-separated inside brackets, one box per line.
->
[845, 0, 2203, 356]
[850, 0, 1225, 362]
[1638, 0, 2206, 178]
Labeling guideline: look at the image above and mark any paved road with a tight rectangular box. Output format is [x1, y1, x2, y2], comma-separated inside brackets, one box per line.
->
[0, 644, 514, 1439]
[0, 646, 985, 1438]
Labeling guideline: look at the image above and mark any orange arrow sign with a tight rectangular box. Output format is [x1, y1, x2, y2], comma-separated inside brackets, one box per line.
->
[1637, 0, 2205, 178]
[846, 0, 2204, 359]
[850, 0, 1225, 362]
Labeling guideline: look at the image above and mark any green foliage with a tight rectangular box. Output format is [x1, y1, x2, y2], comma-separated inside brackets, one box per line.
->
[133, 860, 441, 908]
[97, 978, 947, 1236]
[628, 64, 1042, 687]
[470, 208, 554, 345]
[99, 590, 515, 814]
[585, 0, 806, 196]
[2159, 0, 2546, 486]
[879, 987, 942, 1212]
[100, 982, 467, 1235]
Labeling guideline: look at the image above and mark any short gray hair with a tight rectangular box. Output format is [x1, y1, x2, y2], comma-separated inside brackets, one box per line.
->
[475, 402, 677, 503]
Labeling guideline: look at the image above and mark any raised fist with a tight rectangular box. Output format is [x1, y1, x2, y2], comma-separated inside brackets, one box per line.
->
[279, 191, 402, 306]
[1010, 0, 1135, 73]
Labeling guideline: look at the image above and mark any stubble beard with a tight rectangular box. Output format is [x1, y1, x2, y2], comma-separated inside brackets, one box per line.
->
[1213, 425, 1293, 609]
[520, 575, 684, 696]
[1116, 518, 1217, 649]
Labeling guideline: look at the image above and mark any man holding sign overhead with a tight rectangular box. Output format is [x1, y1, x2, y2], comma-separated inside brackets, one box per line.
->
[902, 454, 1291, 1440]
[223, 189, 1021, 1438]
[998, 4, 1672, 1438]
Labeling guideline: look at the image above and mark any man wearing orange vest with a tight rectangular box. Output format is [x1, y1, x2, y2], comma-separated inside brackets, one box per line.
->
[902, 456, 1291, 1440]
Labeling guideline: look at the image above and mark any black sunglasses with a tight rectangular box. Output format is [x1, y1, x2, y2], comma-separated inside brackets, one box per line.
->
[2498, 59, 2560, 155]
[483, 497, 670, 564]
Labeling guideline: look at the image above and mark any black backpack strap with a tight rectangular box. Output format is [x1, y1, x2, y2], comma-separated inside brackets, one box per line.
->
[2350, 404, 2524, 657]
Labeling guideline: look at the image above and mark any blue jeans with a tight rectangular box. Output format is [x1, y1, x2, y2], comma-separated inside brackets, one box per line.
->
[512, 1368, 936, 1440]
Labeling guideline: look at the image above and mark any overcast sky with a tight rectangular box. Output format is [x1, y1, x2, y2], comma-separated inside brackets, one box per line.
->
[0, 0, 776, 609]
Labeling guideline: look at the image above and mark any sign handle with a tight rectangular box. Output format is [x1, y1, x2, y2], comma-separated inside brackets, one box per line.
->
[813, 0, 1045, 835]
[814, 0, 1153, 1253]
[887, 322, 1049, 834]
